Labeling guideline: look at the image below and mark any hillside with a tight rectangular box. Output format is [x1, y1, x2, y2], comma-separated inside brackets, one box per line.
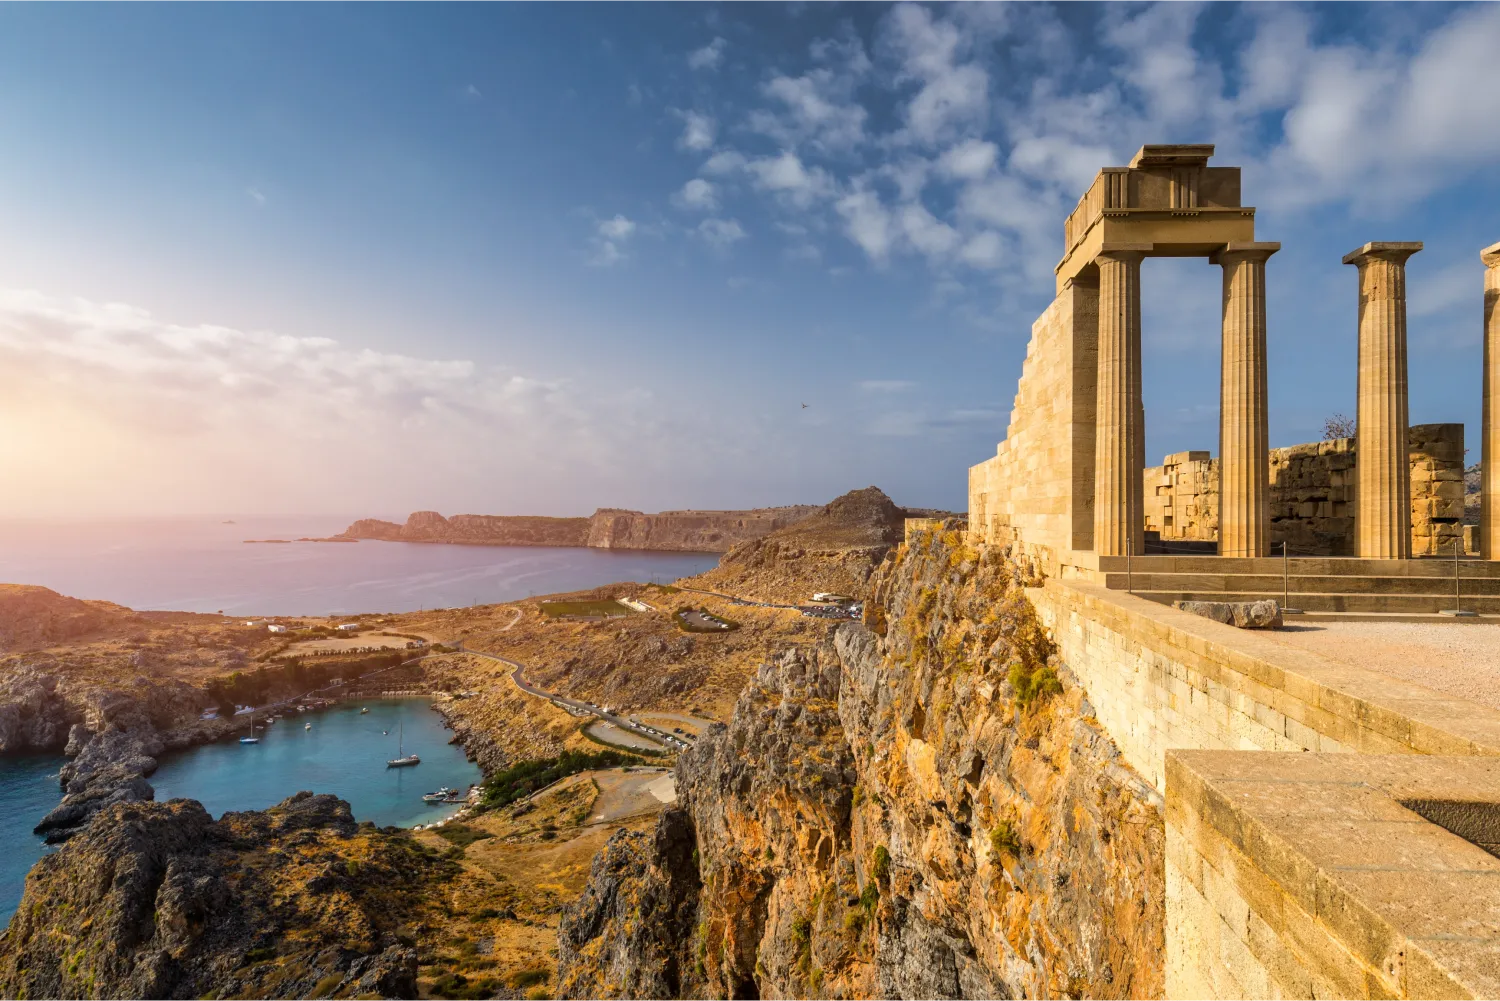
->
[342, 512, 592, 547]
[682, 486, 940, 603]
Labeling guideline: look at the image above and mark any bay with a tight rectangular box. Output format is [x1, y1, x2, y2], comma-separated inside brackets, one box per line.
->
[0, 755, 64, 926]
[0, 516, 719, 615]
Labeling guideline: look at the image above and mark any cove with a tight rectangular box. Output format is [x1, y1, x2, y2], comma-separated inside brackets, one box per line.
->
[149, 698, 482, 829]
[0, 755, 65, 925]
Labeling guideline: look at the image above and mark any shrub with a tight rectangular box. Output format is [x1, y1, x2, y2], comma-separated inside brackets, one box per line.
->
[989, 821, 1021, 861]
[309, 973, 344, 998]
[870, 845, 891, 884]
[480, 749, 646, 809]
[508, 966, 550, 989]
[1008, 661, 1062, 711]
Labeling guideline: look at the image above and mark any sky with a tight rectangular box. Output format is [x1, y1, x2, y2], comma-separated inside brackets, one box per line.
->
[0, 2, 1496, 519]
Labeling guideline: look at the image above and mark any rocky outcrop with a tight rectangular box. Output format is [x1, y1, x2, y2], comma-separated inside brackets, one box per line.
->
[342, 506, 821, 553]
[0, 585, 145, 653]
[0, 667, 73, 752]
[34, 726, 162, 843]
[0, 791, 450, 1000]
[342, 511, 591, 547]
[1174, 598, 1283, 628]
[586, 507, 819, 553]
[559, 528, 1164, 999]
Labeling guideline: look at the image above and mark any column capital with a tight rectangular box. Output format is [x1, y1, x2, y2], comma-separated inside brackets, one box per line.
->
[1343, 241, 1422, 267]
[1211, 241, 1280, 265]
[1096, 243, 1152, 264]
[1482, 240, 1500, 269]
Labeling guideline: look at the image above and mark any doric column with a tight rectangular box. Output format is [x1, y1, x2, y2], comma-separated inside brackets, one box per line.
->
[1215, 242, 1279, 558]
[1344, 242, 1422, 559]
[1483, 241, 1500, 559]
[1094, 245, 1150, 556]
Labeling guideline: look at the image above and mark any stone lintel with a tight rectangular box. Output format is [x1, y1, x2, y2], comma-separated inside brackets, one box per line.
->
[1096, 242, 1154, 260]
[1482, 240, 1500, 268]
[1343, 241, 1423, 266]
[1128, 144, 1215, 168]
[1209, 240, 1280, 264]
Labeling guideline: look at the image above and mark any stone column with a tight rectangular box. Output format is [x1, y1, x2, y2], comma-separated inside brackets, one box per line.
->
[1483, 242, 1500, 558]
[1215, 243, 1279, 559]
[1344, 242, 1422, 559]
[1094, 246, 1150, 557]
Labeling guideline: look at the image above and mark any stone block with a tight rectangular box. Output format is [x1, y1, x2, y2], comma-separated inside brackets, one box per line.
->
[1174, 599, 1283, 629]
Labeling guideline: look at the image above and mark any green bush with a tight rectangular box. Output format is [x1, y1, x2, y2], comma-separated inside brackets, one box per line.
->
[1008, 661, 1062, 711]
[870, 845, 891, 884]
[989, 821, 1021, 861]
[480, 749, 646, 809]
[508, 966, 550, 989]
[435, 823, 494, 849]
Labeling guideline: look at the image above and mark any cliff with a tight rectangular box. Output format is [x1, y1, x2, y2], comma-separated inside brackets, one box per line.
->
[341, 505, 826, 553]
[682, 486, 918, 602]
[585, 506, 819, 552]
[557, 526, 1163, 999]
[342, 511, 591, 547]
[0, 792, 451, 999]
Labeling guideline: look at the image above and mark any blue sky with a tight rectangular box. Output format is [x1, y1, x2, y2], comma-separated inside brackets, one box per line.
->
[0, 2, 1496, 518]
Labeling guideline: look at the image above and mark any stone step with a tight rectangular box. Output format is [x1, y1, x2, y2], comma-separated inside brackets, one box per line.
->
[1091, 555, 1498, 577]
[1098, 572, 1500, 595]
[1129, 590, 1500, 613]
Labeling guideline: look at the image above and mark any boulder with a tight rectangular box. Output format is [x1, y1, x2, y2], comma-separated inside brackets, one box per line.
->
[1173, 599, 1283, 629]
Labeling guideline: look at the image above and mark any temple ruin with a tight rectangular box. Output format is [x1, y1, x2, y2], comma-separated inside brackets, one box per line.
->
[968, 144, 1500, 612]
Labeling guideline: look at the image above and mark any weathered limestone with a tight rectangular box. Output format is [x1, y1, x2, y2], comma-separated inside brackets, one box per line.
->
[1172, 598, 1281, 628]
[1345, 242, 1422, 558]
[1483, 242, 1500, 559]
[1094, 247, 1149, 557]
[1215, 243, 1278, 558]
[1144, 424, 1465, 556]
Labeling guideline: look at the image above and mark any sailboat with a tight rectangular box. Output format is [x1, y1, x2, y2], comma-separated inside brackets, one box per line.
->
[387, 720, 420, 768]
[360, 707, 369, 714]
[239, 720, 259, 745]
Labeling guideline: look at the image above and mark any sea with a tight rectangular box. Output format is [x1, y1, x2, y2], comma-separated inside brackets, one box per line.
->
[0, 516, 720, 924]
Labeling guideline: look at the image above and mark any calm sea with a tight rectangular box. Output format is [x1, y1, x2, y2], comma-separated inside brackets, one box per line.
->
[1, 700, 479, 925]
[0, 516, 719, 615]
[0, 517, 718, 926]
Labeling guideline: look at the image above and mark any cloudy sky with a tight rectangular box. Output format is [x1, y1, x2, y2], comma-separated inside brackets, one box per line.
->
[0, 2, 1496, 518]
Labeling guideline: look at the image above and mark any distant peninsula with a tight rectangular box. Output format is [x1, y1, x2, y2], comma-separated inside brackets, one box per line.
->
[337, 506, 824, 554]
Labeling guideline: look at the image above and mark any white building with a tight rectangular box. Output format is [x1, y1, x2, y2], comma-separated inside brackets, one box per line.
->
[336, 623, 360, 632]
[267, 624, 288, 634]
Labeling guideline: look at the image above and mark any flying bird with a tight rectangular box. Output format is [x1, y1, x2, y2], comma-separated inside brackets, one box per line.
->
[801, 402, 808, 409]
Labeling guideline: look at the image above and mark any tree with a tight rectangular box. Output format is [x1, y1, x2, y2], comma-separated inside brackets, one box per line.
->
[1323, 413, 1356, 440]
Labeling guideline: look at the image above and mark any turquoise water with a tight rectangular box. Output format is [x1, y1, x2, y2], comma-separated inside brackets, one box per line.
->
[150, 698, 482, 828]
[0, 755, 64, 925]
[1, 699, 481, 928]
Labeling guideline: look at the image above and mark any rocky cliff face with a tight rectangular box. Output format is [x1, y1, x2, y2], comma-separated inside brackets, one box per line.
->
[0, 792, 449, 1000]
[342, 511, 592, 547]
[558, 527, 1164, 999]
[585, 507, 820, 553]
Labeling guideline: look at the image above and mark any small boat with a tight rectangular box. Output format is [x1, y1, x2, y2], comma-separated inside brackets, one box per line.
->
[239, 721, 259, 745]
[387, 720, 420, 768]
[360, 708, 369, 714]
[422, 786, 454, 803]
[305, 722, 312, 730]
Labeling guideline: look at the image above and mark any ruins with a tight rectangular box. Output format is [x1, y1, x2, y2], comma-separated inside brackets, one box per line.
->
[969, 144, 1500, 612]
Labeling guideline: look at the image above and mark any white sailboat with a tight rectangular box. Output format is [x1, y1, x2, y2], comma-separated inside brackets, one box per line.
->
[387, 719, 420, 768]
[239, 720, 259, 744]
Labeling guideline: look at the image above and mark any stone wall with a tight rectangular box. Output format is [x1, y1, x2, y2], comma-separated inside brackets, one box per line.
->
[1028, 576, 1500, 793]
[1143, 423, 1466, 556]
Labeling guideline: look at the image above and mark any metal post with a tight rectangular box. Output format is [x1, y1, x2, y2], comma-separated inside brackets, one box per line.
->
[1127, 535, 1133, 595]
[1436, 516, 1476, 616]
[1281, 541, 1305, 615]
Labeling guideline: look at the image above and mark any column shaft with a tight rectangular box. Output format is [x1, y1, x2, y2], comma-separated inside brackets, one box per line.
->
[1483, 242, 1500, 558]
[1344, 242, 1421, 559]
[1217, 245, 1278, 558]
[1094, 250, 1147, 557]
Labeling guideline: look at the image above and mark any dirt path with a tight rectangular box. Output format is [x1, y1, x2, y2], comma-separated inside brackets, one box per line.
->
[588, 768, 676, 823]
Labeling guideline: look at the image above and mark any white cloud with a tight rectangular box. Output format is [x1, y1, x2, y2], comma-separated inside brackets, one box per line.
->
[673, 178, 718, 211]
[958, 231, 1004, 270]
[700, 150, 746, 175]
[859, 379, 916, 392]
[0, 289, 679, 515]
[899, 202, 960, 259]
[936, 139, 997, 181]
[749, 69, 868, 152]
[590, 215, 636, 266]
[696, 218, 747, 247]
[746, 151, 833, 208]
[676, 110, 717, 152]
[883, 3, 991, 144]
[835, 186, 894, 263]
[246, 187, 267, 206]
[464, 83, 482, 99]
[688, 36, 726, 71]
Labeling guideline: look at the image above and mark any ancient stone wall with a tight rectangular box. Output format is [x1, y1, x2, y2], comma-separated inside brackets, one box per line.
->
[1143, 423, 1466, 556]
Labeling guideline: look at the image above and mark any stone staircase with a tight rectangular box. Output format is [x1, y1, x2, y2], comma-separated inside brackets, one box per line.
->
[1081, 555, 1500, 614]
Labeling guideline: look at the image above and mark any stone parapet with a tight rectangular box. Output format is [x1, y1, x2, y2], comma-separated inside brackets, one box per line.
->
[1167, 751, 1500, 999]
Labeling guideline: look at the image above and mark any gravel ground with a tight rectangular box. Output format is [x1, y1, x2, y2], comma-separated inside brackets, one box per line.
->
[1267, 620, 1500, 711]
